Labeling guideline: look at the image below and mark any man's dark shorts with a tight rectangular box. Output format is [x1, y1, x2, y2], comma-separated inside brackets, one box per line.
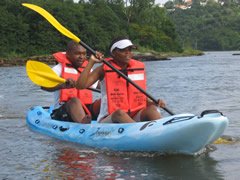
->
[50, 102, 98, 122]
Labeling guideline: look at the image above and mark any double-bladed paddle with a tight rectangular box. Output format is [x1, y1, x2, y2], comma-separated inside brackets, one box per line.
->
[22, 3, 174, 115]
[26, 60, 100, 93]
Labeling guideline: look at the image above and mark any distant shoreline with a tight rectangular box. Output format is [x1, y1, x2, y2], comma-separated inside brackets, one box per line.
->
[0, 51, 204, 67]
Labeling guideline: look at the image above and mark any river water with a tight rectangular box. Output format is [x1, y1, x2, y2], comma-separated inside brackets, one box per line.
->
[1, 51, 240, 179]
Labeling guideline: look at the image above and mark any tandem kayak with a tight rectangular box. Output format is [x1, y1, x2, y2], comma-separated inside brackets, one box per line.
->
[26, 106, 228, 155]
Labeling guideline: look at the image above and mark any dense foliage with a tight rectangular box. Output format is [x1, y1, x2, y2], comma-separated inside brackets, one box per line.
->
[168, 0, 240, 51]
[0, 0, 182, 58]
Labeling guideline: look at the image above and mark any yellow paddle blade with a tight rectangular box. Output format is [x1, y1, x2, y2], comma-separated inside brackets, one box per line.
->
[26, 60, 66, 88]
[22, 3, 80, 43]
[214, 137, 231, 144]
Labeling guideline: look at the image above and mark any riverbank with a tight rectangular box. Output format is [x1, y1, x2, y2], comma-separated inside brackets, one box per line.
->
[0, 50, 204, 67]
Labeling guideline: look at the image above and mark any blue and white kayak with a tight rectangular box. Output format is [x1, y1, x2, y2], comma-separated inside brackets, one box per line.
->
[26, 106, 228, 155]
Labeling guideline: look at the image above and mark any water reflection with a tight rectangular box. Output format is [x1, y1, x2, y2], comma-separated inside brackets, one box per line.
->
[141, 154, 224, 180]
[56, 149, 102, 179]
[51, 147, 127, 179]
[43, 146, 224, 180]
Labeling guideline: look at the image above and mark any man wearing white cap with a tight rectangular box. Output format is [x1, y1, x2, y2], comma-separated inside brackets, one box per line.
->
[77, 36, 166, 123]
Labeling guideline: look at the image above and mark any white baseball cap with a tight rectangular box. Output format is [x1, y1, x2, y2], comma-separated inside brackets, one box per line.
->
[110, 39, 136, 53]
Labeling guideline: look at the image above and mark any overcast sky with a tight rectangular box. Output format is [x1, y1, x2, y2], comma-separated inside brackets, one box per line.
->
[155, 0, 169, 4]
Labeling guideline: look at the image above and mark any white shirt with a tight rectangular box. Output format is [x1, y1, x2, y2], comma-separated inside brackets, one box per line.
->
[52, 63, 63, 110]
[97, 78, 109, 122]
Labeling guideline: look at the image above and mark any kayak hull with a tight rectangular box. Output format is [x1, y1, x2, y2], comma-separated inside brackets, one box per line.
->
[26, 106, 228, 155]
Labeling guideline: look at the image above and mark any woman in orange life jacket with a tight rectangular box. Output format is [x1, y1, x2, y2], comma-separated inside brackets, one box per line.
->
[77, 36, 166, 123]
[41, 40, 101, 124]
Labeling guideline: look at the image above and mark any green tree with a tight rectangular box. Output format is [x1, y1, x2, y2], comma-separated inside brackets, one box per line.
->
[165, 1, 174, 9]
[168, 2, 240, 51]
[0, 0, 182, 58]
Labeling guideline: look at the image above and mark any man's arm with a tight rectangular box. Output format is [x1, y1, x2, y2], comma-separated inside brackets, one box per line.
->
[41, 78, 76, 92]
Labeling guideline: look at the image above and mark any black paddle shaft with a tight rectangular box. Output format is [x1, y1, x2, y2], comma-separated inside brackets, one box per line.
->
[68, 64, 101, 93]
[79, 41, 174, 115]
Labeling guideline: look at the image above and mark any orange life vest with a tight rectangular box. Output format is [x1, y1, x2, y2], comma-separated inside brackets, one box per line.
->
[53, 52, 93, 114]
[103, 59, 147, 117]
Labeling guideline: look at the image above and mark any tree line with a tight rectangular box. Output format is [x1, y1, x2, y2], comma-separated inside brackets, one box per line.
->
[167, 0, 240, 51]
[0, 0, 182, 58]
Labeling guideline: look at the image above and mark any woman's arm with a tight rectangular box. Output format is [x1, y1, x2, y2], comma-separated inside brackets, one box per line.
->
[76, 53, 104, 89]
[147, 98, 166, 108]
